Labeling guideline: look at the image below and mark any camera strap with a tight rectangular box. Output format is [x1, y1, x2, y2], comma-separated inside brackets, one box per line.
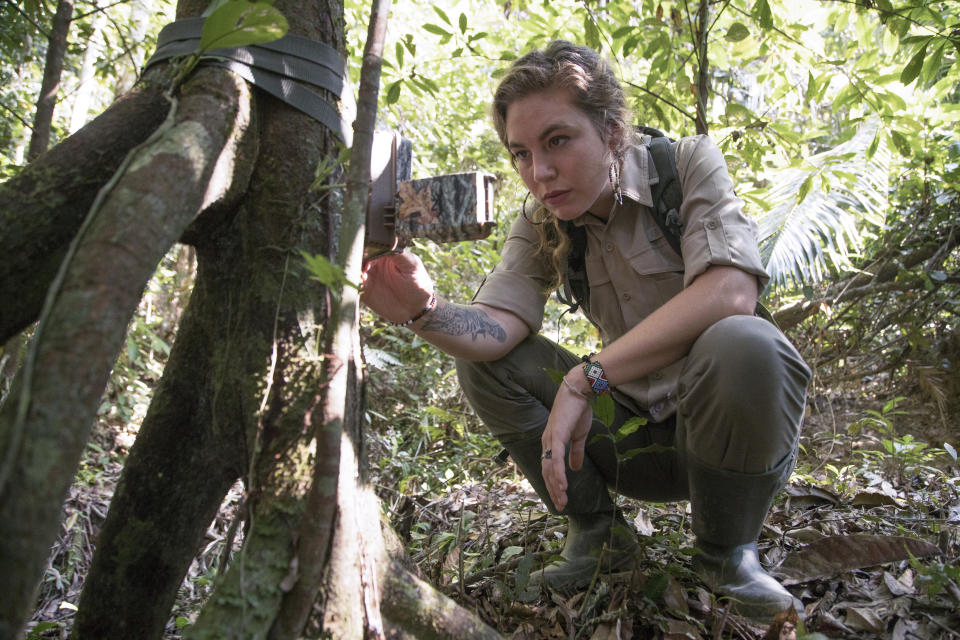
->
[144, 17, 351, 142]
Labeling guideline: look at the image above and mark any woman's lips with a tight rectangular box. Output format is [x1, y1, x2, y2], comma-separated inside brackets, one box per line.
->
[543, 190, 570, 206]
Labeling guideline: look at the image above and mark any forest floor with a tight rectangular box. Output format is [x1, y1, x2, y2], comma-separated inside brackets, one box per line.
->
[26, 375, 960, 640]
[401, 391, 960, 640]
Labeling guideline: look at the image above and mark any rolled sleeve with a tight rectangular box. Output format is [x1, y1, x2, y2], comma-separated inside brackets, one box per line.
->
[471, 215, 551, 333]
[675, 135, 769, 290]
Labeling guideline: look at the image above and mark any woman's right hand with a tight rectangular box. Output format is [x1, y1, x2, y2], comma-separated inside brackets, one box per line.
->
[360, 250, 435, 324]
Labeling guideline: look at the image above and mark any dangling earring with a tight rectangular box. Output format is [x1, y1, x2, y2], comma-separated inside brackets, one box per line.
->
[521, 191, 543, 224]
[608, 157, 623, 206]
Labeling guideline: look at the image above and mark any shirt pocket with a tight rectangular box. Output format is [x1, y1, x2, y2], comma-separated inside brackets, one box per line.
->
[627, 219, 684, 273]
[583, 254, 623, 340]
[620, 224, 684, 320]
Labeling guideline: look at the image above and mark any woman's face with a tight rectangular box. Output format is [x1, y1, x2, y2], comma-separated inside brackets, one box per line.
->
[504, 87, 615, 221]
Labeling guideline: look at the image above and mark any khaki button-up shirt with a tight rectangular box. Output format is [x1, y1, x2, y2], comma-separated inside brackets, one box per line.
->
[472, 134, 769, 421]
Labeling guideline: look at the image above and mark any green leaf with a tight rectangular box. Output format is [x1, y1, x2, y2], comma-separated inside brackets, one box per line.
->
[921, 42, 945, 85]
[584, 15, 600, 49]
[899, 41, 928, 86]
[386, 80, 402, 104]
[543, 368, 566, 384]
[622, 443, 675, 458]
[890, 129, 911, 157]
[590, 393, 615, 427]
[865, 129, 881, 160]
[725, 102, 754, 121]
[432, 5, 451, 25]
[796, 171, 815, 204]
[804, 70, 817, 104]
[622, 34, 641, 58]
[395, 42, 403, 69]
[459, 12, 467, 34]
[175, 617, 191, 629]
[300, 251, 356, 290]
[199, 0, 288, 52]
[725, 22, 750, 42]
[752, 0, 773, 30]
[614, 417, 647, 442]
[423, 23, 451, 37]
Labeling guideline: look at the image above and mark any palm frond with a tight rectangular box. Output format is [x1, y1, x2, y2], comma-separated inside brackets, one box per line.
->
[748, 122, 892, 288]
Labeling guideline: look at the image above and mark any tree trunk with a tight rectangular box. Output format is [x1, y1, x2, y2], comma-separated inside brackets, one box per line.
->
[0, 61, 256, 638]
[0, 74, 170, 344]
[27, 0, 74, 161]
[2, 1, 506, 638]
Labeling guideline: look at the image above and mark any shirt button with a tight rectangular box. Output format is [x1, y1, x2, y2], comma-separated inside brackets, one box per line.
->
[706, 220, 719, 230]
[651, 371, 663, 380]
[622, 292, 631, 301]
[605, 243, 614, 252]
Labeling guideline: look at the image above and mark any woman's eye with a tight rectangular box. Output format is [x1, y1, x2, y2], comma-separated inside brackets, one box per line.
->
[513, 150, 530, 162]
[549, 136, 568, 148]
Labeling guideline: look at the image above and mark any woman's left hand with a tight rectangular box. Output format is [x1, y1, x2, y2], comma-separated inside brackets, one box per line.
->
[540, 372, 593, 512]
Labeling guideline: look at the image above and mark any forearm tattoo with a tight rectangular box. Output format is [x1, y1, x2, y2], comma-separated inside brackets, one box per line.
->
[420, 303, 507, 342]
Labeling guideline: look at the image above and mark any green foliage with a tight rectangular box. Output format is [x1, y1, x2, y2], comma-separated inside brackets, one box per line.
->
[300, 251, 356, 292]
[199, 0, 288, 52]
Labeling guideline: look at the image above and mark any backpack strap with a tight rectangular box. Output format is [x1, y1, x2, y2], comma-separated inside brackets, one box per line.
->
[644, 134, 684, 257]
[557, 220, 589, 315]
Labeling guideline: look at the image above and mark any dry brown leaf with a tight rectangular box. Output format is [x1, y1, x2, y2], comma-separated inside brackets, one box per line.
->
[851, 489, 904, 507]
[891, 617, 922, 640]
[663, 619, 700, 639]
[662, 574, 689, 616]
[773, 535, 941, 586]
[883, 570, 915, 596]
[845, 606, 885, 633]
[633, 508, 655, 536]
[785, 526, 825, 543]
[784, 484, 841, 507]
[589, 619, 631, 640]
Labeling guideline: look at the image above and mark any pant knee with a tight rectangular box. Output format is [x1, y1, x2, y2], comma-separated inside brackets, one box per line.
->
[678, 315, 810, 472]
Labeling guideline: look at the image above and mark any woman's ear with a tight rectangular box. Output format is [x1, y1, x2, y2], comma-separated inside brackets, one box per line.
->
[607, 122, 625, 152]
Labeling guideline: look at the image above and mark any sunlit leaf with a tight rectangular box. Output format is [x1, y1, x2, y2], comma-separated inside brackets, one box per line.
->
[423, 23, 451, 37]
[756, 122, 891, 286]
[899, 41, 928, 86]
[199, 0, 288, 52]
[725, 22, 750, 42]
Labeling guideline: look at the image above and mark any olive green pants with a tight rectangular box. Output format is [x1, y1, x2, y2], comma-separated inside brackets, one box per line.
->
[455, 315, 810, 502]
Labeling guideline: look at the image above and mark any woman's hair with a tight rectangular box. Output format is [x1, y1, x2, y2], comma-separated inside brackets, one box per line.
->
[492, 40, 634, 290]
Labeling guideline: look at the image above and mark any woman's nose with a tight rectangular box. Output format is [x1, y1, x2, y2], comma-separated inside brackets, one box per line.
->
[531, 154, 555, 182]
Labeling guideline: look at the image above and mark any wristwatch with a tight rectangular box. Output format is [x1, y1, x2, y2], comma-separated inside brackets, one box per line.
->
[581, 355, 610, 395]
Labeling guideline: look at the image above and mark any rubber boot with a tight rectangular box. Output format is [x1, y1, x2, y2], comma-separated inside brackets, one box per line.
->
[689, 453, 803, 622]
[502, 432, 639, 590]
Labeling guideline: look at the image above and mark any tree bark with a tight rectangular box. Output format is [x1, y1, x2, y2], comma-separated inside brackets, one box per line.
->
[0, 74, 170, 344]
[27, 0, 74, 161]
[0, 64, 255, 639]
[4, 1, 507, 638]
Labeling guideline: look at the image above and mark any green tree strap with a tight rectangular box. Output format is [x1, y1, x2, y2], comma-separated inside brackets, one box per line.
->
[144, 17, 350, 142]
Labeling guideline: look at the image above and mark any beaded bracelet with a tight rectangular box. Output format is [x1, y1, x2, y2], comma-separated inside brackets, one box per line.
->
[392, 292, 437, 327]
[581, 354, 611, 395]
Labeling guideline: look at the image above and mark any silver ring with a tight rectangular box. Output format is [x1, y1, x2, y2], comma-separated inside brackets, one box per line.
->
[541, 448, 552, 460]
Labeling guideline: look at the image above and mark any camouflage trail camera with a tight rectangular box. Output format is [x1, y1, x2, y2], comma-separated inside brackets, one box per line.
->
[365, 131, 496, 255]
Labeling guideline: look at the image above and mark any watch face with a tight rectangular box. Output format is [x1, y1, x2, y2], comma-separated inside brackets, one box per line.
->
[583, 361, 610, 394]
